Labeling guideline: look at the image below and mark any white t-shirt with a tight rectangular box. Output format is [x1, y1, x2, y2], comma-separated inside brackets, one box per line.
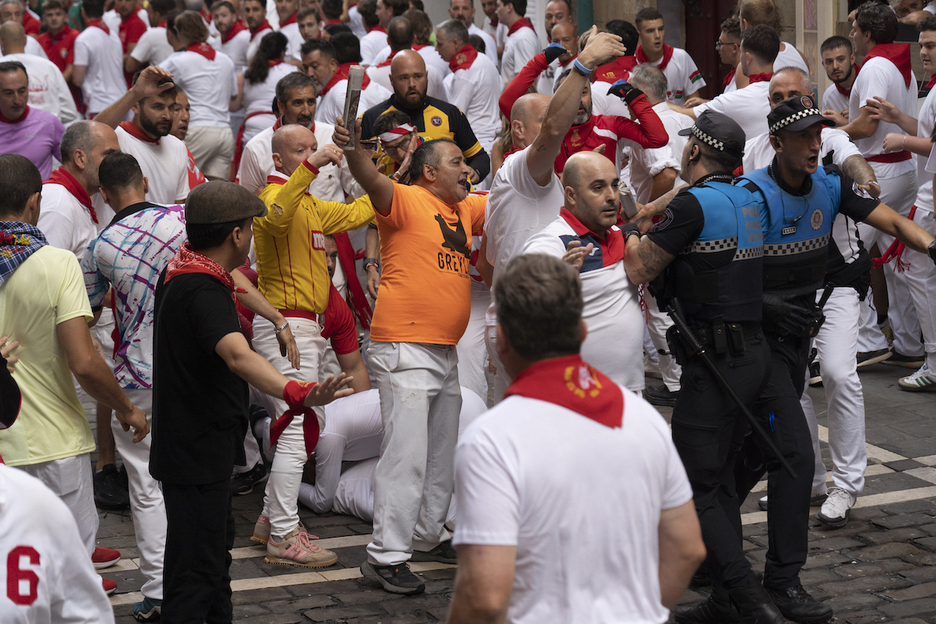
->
[22, 36, 49, 60]
[916, 84, 936, 213]
[160, 49, 237, 127]
[237, 120, 353, 201]
[37, 182, 114, 260]
[629, 101, 692, 203]
[315, 78, 390, 125]
[693, 80, 770, 145]
[347, 5, 367, 38]
[0, 464, 115, 624]
[774, 42, 809, 74]
[130, 27, 174, 68]
[822, 83, 849, 116]
[116, 125, 191, 204]
[849, 54, 917, 177]
[454, 390, 693, 624]
[468, 23, 499, 66]
[500, 24, 539, 85]
[366, 63, 392, 93]
[278, 21, 305, 62]
[723, 69, 738, 94]
[417, 45, 451, 82]
[522, 218, 644, 392]
[73, 25, 125, 115]
[213, 28, 251, 73]
[246, 26, 272, 66]
[243, 62, 295, 118]
[1, 53, 78, 125]
[444, 52, 501, 152]
[643, 47, 706, 104]
[363, 48, 450, 101]
[360, 29, 388, 66]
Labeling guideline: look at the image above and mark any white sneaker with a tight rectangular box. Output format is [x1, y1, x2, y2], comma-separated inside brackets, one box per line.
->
[898, 364, 936, 392]
[816, 487, 855, 528]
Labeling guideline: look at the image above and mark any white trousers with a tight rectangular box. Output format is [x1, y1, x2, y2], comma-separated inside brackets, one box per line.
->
[484, 324, 509, 403]
[801, 287, 867, 497]
[859, 168, 923, 356]
[856, 291, 889, 352]
[900, 208, 936, 370]
[643, 288, 681, 391]
[114, 388, 165, 599]
[366, 341, 461, 566]
[456, 283, 491, 401]
[17, 454, 98, 556]
[254, 316, 326, 540]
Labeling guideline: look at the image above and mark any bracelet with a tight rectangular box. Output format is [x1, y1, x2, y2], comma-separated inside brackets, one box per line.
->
[274, 320, 289, 334]
[364, 257, 381, 271]
[573, 58, 593, 76]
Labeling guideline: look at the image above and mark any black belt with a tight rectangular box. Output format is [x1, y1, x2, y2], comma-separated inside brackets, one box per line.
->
[693, 322, 762, 347]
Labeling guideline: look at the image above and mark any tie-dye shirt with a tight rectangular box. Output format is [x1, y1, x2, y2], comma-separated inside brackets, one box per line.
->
[82, 202, 186, 389]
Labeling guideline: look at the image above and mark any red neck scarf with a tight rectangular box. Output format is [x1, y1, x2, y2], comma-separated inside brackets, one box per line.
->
[558, 54, 577, 69]
[412, 43, 428, 50]
[269, 58, 284, 67]
[376, 50, 398, 67]
[45, 168, 96, 223]
[221, 19, 248, 44]
[507, 17, 534, 37]
[834, 63, 860, 97]
[449, 43, 478, 72]
[164, 241, 246, 300]
[0, 105, 28, 124]
[86, 18, 109, 35]
[280, 10, 298, 27]
[748, 72, 772, 84]
[319, 62, 370, 97]
[199, 8, 212, 23]
[323, 18, 342, 26]
[186, 42, 216, 60]
[504, 355, 624, 428]
[333, 232, 372, 330]
[927, 74, 936, 89]
[863, 43, 913, 88]
[250, 20, 271, 40]
[119, 120, 160, 143]
[722, 66, 736, 87]
[368, 24, 387, 34]
[636, 43, 673, 70]
[270, 380, 321, 457]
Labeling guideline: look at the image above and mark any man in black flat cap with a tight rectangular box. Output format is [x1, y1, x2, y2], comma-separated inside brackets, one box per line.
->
[151, 181, 354, 624]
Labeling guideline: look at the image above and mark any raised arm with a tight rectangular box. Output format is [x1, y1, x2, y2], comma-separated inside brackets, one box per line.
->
[94, 65, 175, 129]
[259, 149, 343, 236]
[333, 117, 395, 216]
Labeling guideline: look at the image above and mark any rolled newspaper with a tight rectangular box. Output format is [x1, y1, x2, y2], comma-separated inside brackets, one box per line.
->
[342, 65, 365, 151]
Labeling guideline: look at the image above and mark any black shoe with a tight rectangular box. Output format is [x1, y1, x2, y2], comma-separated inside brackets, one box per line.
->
[231, 462, 268, 496]
[644, 384, 678, 407]
[882, 351, 925, 368]
[360, 561, 425, 595]
[856, 348, 891, 368]
[675, 593, 740, 623]
[765, 584, 833, 624]
[411, 540, 457, 564]
[808, 361, 822, 387]
[94, 464, 130, 511]
[727, 580, 785, 624]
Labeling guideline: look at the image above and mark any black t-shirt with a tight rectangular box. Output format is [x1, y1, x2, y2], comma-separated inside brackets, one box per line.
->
[150, 271, 248, 485]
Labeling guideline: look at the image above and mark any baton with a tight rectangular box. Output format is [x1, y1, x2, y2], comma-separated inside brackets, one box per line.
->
[666, 299, 798, 479]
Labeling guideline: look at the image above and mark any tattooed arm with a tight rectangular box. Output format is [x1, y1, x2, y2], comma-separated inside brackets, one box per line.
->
[623, 235, 676, 285]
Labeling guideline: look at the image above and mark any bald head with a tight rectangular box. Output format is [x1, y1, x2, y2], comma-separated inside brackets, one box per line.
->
[562, 151, 619, 234]
[271, 124, 318, 176]
[390, 50, 428, 109]
[509, 93, 550, 149]
[562, 151, 611, 189]
[0, 20, 25, 53]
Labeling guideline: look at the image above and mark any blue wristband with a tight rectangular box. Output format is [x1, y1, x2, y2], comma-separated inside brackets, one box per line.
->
[573, 58, 593, 76]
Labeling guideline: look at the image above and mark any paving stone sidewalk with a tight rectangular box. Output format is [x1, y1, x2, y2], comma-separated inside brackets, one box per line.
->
[90, 362, 936, 624]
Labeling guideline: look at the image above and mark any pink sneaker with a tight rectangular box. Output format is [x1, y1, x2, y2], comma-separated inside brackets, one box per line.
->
[265, 527, 337, 568]
[92, 547, 120, 569]
[251, 515, 312, 545]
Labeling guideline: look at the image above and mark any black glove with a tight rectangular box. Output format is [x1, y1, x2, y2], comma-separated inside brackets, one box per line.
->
[543, 42, 567, 64]
[929, 240, 936, 266]
[608, 79, 645, 106]
[762, 294, 825, 337]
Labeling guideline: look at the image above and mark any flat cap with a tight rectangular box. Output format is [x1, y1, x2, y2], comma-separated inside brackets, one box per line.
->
[184, 181, 268, 225]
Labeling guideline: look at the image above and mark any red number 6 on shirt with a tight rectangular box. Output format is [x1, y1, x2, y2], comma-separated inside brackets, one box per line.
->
[6, 546, 40, 605]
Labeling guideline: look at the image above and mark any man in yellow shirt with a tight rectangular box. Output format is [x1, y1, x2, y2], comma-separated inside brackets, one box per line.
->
[252, 124, 375, 567]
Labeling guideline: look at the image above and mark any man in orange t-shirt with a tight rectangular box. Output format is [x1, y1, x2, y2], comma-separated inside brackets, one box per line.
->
[335, 119, 485, 595]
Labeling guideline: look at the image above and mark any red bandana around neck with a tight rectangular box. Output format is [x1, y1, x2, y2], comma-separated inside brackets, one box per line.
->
[722, 66, 736, 87]
[186, 42, 216, 60]
[507, 17, 534, 37]
[222, 19, 248, 44]
[250, 20, 271, 39]
[412, 43, 428, 50]
[269, 58, 284, 67]
[45, 168, 96, 223]
[376, 50, 399, 67]
[86, 18, 109, 35]
[280, 10, 298, 27]
[0, 105, 28, 124]
[164, 241, 247, 300]
[368, 24, 387, 34]
[319, 62, 370, 97]
[927, 74, 936, 90]
[636, 43, 674, 70]
[270, 380, 321, 457]
[747, 72, 773, 84]
[863, 43, 913, 87]
[504, 355, 624, 428]
[119, 120, 160, 144]
[449, 43, 478, 72]
[558, 54, 577, 69]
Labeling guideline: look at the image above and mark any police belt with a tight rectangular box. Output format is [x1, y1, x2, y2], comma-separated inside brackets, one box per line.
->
[691, 322, 762, 348]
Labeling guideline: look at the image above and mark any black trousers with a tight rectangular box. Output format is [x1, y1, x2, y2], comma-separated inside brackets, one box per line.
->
[671, 328, 771, 590]
[735, 331, 816, 590]
[162, 478, 235, 624]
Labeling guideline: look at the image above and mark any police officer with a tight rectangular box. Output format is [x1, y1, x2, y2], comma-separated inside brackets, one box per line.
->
[623, 111, 786, 624]
[733, 95, 936, 624]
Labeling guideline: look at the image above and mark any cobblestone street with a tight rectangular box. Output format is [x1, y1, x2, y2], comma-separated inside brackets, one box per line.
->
[89, 362, 936, 624]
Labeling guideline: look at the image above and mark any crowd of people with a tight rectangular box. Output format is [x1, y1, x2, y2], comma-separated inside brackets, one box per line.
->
[1, 0, 936, 622]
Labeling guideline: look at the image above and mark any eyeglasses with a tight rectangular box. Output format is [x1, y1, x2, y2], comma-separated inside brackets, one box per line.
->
[715, 40, 739, 48]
